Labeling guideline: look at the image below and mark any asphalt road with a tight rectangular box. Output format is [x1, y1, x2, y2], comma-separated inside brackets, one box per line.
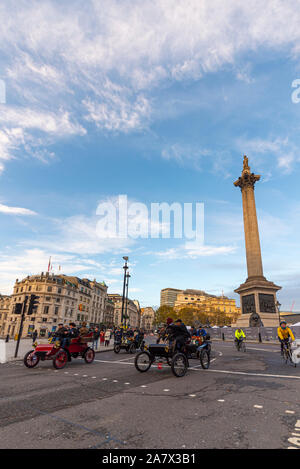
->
[0, 338, 299, 449]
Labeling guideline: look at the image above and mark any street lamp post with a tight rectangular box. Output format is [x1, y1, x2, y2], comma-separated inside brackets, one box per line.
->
[121, 256, 129, 326]
[276, 300, 281, 326]
[124, 272, 131, 328]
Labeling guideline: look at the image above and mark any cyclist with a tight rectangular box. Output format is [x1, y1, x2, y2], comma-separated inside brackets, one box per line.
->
[234, 328, 246, 350]
[277, 321, 295, 355]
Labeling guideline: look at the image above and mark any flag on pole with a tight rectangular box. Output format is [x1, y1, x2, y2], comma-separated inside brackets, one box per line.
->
[48, 256, 52, 272]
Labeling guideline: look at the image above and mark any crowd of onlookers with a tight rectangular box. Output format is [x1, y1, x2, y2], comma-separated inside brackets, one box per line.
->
[29, 323, 146, 349]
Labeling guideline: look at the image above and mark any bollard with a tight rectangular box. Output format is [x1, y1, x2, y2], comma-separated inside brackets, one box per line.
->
[258, 332, 262, 343]
[222, 333, 225, 341]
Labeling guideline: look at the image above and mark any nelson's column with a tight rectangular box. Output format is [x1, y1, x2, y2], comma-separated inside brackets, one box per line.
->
[234, 155, 281, 327]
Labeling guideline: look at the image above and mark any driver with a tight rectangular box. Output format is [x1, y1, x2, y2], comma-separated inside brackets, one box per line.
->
[166, 318, 191, 352]
[277, 321, 295, 355]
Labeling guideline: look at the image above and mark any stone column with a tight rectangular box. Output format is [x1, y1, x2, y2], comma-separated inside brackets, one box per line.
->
[234, 156, 281, 327]
[234, 158, 264, 280]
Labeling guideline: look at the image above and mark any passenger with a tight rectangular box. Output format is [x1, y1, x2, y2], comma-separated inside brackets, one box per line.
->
[79, 322, 89, 337]
[156, 317, 173, 343]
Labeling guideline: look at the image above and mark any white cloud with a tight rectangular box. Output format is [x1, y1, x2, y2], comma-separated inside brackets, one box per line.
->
[1, 0, 300, 173]
[236, 137, 299, 175]
[0, 203, 37, 216]
[155, 242, 237, 260]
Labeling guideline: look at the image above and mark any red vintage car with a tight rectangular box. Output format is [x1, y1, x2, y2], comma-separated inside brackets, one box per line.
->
[23, 334, 95, 369]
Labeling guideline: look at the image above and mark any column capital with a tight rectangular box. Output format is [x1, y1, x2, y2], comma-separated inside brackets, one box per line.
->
[234, 155, 260, 190]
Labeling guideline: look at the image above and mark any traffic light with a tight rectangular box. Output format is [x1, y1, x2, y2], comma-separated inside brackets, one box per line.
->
[27, 295, 40, 315]
[14, 303, 23, 314]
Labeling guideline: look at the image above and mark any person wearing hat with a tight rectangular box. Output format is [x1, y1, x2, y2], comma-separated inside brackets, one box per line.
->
[165, 318, 191, 352]
[79, 322, 89, 336]
[156, 318, 173, 344]
[277, 320, 295, 355]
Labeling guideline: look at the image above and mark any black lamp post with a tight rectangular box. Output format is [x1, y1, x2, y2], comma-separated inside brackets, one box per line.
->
[121, 256, 128, 326]
[124, 272, 131, 328]
[276, 300, 281, 326]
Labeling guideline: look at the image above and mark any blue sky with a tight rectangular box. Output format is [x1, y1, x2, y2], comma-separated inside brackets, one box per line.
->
[0, 0, 300, 311]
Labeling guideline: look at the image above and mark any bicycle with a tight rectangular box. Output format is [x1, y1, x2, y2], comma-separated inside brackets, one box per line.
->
[282, 340, 296, 367]
[235, 338, 246, 352]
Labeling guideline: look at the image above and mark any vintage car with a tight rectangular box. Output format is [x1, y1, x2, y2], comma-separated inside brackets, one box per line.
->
[23, 333, 95, 369]
[114, 335, 145, 354]
[134, 337, 211, 377]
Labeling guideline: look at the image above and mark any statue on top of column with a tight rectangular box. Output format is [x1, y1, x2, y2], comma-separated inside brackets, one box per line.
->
[242, 155, 250, 173]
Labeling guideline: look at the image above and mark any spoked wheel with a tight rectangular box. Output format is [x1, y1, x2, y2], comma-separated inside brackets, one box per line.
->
[83, 347, 95, 364]
[135, 351, 152, 372]
[200, 349, 210, 369]
[129, 343, 136, 354]
[166, 357, 172, 366]
[53, 349, 68, 369]
[114, 344, 121, 354]
[24, 350, 40, 368]
[171, 353, 188, 377]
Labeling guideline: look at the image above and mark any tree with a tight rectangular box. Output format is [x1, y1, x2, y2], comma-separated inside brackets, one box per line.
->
[155, 305, 176, 326]
[177, 307, 195, 326]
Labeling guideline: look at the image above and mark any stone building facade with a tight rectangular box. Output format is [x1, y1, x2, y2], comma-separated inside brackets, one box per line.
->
[108, 294, 140, 328]
[0, 273, 110, 339]
[140, 307, 156, 331]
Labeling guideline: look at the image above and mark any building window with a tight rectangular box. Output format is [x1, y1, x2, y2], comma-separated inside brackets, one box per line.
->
[47, 286, 52, 292]
[58, 288, 62, 294]
[44, 306, 49, 314]
[42, 318, 47, 322]
[54, 306, 59, 315]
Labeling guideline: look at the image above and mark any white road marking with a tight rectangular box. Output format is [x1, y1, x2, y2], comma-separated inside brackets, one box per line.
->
[286, 411, 295, 414]
[94, 359, 135, 366]
[296, 420, 300, 428]
[163, 389, 170, 392]
[218, 399, 225, 402]
[189, 394, 196, 397]
[254, 405, 263, 409]
[193, 368, 300, 380]
[288, 437, 300, 446]
[116, 356, 136, 362]
[141, 385, 147, 388]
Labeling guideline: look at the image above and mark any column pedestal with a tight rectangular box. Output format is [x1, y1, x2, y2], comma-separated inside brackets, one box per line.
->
[235, 277, 281, 327]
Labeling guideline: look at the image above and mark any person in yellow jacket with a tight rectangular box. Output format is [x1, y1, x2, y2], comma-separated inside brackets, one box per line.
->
[277, 321, 295, 355]
[234, 328, 246, 349]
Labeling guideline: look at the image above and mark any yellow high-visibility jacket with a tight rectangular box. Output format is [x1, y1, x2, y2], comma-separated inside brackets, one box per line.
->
[277, 327, 295, 341]
[235, 329, 245, 340]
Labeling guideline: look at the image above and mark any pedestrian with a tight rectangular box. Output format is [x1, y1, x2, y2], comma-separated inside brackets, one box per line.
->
[32, 330, 38, 344]
[100, 329, 105, 346]
[5, 334, 9, 343]
[105, 329, 111, 347]
[92, 327, 100, 350]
